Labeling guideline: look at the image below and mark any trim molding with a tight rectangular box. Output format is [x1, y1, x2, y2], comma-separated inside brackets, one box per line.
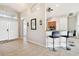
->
[28, 40, 46, 48]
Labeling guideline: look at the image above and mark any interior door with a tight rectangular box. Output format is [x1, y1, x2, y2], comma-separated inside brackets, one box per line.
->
[8, 20, 18, 40]
[23, 19, 27, 40]
[0, 19, 9, 41]
[23, 20, 27, 37]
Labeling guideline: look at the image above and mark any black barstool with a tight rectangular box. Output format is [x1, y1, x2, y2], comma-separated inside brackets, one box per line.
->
[73, 30, 76, 36]
[61, 31, 71, 50]
[49, 31, 60, 51]
[69, 30, 76, 46]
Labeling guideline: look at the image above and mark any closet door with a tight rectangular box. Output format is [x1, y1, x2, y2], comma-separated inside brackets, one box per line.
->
[8, 20, 18, 40]
[0, 19, 9, 41]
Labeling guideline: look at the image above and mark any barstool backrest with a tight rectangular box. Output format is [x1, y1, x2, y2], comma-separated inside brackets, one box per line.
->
[73, 30, 76, 36]
[52, 31, 60, 38]
[67, 31, 69, 37]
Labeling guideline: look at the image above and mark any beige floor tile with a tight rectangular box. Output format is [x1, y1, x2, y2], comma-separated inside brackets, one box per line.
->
[0, 38, 79, 56]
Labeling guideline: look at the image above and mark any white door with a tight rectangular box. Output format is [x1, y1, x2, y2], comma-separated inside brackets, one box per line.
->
[23, 20, 27, 37]
[0, 19, 9, 41]
[8, 20, 18, 40]
[23, 19, 27, 40]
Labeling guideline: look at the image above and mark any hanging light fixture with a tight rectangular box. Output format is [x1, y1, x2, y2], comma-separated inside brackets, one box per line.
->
[69, 12, 74, 16]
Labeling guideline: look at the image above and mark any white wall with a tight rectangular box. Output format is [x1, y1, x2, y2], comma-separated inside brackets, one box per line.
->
[68, 15, 77, 31]
[21, 4, 46, 46]
[59, 16, 68, 31]
[76, 13, 79, 38]
[19, 20, 23, 38]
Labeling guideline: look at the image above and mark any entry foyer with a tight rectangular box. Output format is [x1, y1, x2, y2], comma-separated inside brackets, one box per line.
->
[0, 3, 79, 56]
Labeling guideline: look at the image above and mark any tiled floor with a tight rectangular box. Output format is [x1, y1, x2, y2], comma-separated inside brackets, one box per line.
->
[0, 38, 79, 56]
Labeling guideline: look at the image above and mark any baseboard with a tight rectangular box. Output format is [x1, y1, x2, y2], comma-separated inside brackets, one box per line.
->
[28, 40, 46, 48]
[0, 39, 18, 44]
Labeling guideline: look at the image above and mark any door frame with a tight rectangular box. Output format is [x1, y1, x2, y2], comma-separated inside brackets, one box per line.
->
[22, 18, 28, 41]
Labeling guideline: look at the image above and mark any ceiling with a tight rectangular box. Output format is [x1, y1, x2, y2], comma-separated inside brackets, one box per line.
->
[46, 3, 79, 17]
[0, 3, 34, 13]
[0, 3, 79, 17]
[0, 3, 39, 17]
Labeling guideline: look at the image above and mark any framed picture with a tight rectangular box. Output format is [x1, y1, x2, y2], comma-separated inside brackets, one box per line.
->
[31, 18, 36, 30]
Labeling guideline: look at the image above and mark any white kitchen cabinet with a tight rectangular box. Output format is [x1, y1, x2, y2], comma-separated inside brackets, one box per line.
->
[0, 17, 18, 41]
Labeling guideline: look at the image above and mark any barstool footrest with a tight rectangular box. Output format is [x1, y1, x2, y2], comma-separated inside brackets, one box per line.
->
[66, 47, 71, 50]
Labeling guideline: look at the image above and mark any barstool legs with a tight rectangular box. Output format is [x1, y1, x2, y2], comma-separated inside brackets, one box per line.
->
[66, 38, 71, 50]
[53, 38, 56, 51]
